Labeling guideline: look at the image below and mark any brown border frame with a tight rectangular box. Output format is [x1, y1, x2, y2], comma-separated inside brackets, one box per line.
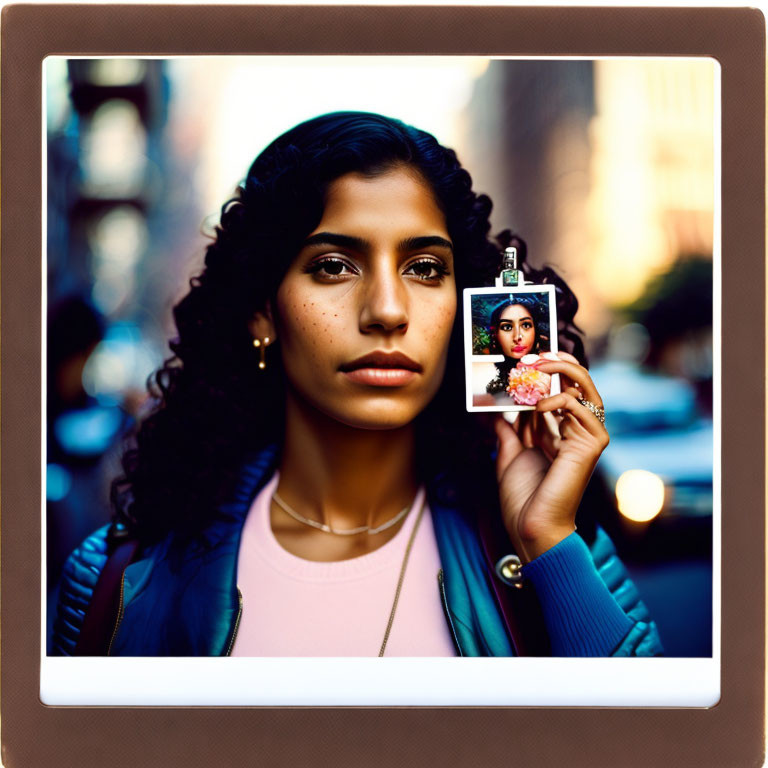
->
[2, 5, 764, 767]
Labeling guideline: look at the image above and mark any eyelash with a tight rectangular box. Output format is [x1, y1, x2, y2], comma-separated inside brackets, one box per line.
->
[405, 258, 450, 282]
[304, 257, 357, 279]
[500, 322, 533, 331]
[304, 257, 450, 284]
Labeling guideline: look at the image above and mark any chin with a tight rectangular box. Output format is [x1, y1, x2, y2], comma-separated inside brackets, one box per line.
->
[288, 370, 445, 433]
[306, 389, 433, 432]
[331, 402, 424, 431]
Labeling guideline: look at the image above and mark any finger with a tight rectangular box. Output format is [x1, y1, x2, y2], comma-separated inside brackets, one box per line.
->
[557, 351, 580, 364]
[518, 410, 536, 449]
[494, 415, 524, 478]
[558, 411, 582, 439]
[561, 364, 581, 391]
[541, 350, 579, 365]
[558, 413, 602, 450]
[539, 352, 583, 389]
[536, 392, 606, 439]
[534, 409, 561, 461]
[530, 359, 602, 406]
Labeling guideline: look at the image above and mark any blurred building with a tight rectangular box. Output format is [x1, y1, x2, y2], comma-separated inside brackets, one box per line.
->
[458, 58, 715, 339]
[458, 59, 595, 276]
[586, 59, 715, 322]
[45, 59, 178, 604]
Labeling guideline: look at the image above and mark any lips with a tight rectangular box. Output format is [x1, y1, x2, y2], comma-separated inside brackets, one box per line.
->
[340, 351, 422, 373]
[513, 346, 529, 353]
[339, 351, 422, 387]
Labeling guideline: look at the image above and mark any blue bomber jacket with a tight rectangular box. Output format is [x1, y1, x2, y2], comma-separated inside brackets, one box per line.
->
[53, 447, 664, 657]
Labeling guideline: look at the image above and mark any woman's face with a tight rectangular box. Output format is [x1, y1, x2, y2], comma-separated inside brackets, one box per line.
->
[496, 304, 536, 359]
[273, 165, 457, 430]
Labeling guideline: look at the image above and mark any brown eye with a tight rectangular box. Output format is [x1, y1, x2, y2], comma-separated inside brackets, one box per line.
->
[404, 258, 449, 283]
[323, 261, 344, 275]
[305, 257, 357, 280]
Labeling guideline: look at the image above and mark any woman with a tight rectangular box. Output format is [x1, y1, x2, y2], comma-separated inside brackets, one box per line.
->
[485, 295, 551, 399]
[53, 111, 662, 657]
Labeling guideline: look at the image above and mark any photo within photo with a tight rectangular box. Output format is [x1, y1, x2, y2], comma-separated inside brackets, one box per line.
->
[466, 286, 560, 411]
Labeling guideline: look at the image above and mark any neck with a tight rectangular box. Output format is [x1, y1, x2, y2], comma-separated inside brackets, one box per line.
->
[276, 391, 419, 531]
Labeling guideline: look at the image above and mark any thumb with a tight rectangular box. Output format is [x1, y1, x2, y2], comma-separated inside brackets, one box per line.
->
[494, 415, 524, 481]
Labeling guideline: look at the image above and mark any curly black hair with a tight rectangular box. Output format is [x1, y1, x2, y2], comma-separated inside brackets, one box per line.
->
[111, 111, 586, 545]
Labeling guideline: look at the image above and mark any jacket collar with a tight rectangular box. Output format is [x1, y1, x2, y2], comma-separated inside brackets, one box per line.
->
[112, 446, 280, 656]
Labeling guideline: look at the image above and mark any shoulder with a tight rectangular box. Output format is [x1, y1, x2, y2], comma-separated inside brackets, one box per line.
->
[51, 524, 111, 655]
[52, 447, 279, 656]
[52, 522, 177, 655]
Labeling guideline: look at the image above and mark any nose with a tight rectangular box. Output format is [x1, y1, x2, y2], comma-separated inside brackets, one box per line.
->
[513, 323, 523, 341]
[358, 263, 409, 334]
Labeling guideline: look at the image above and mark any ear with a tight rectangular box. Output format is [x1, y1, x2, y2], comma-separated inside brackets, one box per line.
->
[248, 301, 277, 344]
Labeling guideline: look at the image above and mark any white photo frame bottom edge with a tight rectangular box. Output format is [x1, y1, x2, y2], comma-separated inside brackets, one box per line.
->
[41, 656, 720, 707]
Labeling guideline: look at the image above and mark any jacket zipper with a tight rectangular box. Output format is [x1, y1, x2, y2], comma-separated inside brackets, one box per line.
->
[437, 569, 463, 657]
[225, 586, 244, 656]
[106, 570, 128, 656]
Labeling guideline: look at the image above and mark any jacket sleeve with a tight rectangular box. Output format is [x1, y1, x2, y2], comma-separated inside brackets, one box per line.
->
[520, 527, 664, 656]
[50, 525, 110, 656]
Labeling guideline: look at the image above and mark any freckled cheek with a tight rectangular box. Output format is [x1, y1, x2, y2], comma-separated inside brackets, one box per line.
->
[278, 296, 351, 369]
[276, 291, 317, 359]
[413, 295, 456, 366]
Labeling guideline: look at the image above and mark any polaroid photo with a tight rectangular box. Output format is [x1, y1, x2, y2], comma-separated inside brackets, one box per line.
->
[3, 4, 764, 766]
[464, 285, 560, 412]
[38, 52, 720, 713]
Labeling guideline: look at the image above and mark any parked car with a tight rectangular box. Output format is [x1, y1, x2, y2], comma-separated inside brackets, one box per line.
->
[590, 359, 713, 520]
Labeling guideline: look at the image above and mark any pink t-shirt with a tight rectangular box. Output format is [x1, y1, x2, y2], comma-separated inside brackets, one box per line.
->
[230, 473, 457, 657]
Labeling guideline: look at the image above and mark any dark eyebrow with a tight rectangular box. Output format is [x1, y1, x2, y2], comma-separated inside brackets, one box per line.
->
[301, 232, 454, 254]
[500, 313, 533, 323]
[399, 235, 454, 254]
[301, 232, 368, 251]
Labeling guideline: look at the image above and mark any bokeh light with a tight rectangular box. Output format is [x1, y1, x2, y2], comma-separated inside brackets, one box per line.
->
[88, 206, 148, 315]
[86, 59, 147, 87]
[616, 469, 666, 522]
[81, 323, 158, 398]
[80, 99, 147, 197]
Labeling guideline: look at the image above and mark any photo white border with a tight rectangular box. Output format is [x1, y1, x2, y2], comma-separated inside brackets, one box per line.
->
[41, 54, 721, 709]
[41, 656, 720, 706]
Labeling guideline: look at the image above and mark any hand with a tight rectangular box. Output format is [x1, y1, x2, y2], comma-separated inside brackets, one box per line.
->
[495, 352, 609, 563]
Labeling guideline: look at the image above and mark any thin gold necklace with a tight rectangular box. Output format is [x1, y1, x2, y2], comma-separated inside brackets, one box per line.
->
[272, 491, 411, 536]
[379, 497, 425, 656]
[270, 489, 425, 656]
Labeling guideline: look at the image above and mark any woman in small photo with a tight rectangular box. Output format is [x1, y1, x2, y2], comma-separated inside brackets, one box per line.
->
[485, 294, 553, 405]
[53, 111, 662, 658]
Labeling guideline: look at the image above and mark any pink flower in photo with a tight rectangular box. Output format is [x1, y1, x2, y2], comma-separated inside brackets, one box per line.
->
[506, 360, 551, 405]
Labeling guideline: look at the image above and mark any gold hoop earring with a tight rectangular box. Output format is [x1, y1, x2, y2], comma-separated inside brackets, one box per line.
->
[253, 336, 271, 370]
